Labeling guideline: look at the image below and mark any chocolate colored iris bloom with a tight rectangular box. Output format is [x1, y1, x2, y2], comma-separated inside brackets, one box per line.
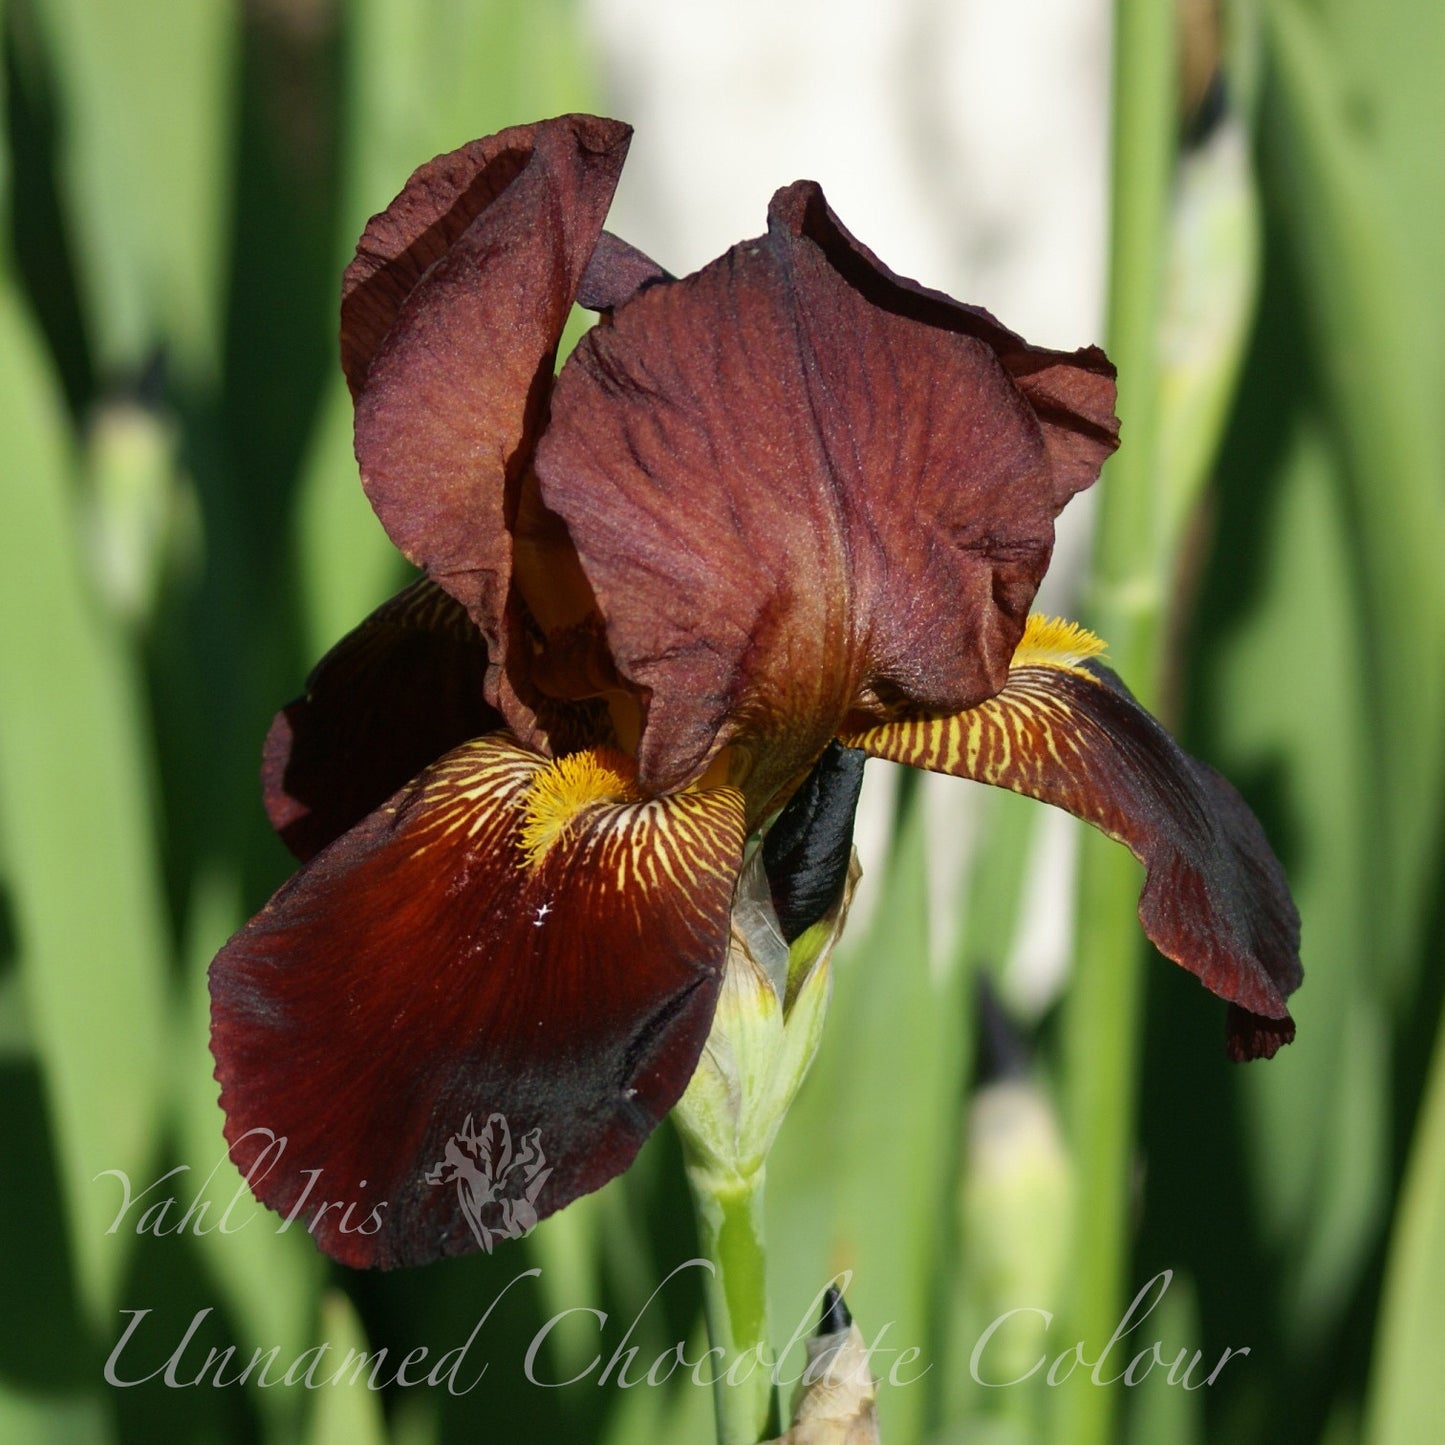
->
[210, 115, 1301, 1268]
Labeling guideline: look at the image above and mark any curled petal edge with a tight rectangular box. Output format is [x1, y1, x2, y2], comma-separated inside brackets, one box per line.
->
[769, 180, 1121, 504]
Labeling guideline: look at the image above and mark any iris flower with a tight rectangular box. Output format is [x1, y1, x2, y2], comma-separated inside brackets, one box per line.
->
[210, 115, 1301, 1269]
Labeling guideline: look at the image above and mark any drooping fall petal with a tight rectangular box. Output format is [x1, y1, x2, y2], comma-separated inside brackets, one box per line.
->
[212, 735, 746, 1267]
[842, 617, 1302, 1059]
[535, 181, 1118, 799]
[349, 114, 630, 657]
[263, 579, 498, 861]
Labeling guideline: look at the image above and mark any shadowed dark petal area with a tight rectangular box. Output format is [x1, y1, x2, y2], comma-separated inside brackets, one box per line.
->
[262, 579, 498, 862]
[350, 115, 630, 666]
[536, 181, 1118, 798]
[213, 735, 747, 1268]
[503, 475, 628, 734]
[843, 620, 1302, 1059]
[578, 231, 672, 312]
[762, 742, 867, 942]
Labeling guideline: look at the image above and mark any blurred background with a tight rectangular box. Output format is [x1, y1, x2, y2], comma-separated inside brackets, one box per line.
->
[1, 0, 1441, 1441]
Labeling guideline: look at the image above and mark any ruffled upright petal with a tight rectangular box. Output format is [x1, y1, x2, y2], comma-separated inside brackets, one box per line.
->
[213, 735, 747, 1267]
[843, 618, 1302, 1059]
[262, 579, 498, 861]
[770, 182, 1120, 502]
[348, 115, 630, 662]
[536, 182, 1118, 799]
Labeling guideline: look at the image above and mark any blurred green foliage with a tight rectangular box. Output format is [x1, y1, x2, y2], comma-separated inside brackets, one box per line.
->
[0, 0, 1440, 1441]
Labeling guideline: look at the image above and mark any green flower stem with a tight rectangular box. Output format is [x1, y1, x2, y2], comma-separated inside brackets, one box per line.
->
[683, 1160, 779, 1445]
[1060, 0, 1176, 1442]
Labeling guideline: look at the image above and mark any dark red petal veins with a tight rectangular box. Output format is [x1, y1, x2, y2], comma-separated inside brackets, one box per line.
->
[350, 115, 630, 660]
[843, 619, 1302, 1059]
[212, 735, 746, 1267]
[262, 578, 499, 862]
[536, 181, 1117, 799]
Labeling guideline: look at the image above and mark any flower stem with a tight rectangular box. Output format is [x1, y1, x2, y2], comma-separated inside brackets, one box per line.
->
[684, 1159, 779, 1445]
[1061, 0, 1176, 1442]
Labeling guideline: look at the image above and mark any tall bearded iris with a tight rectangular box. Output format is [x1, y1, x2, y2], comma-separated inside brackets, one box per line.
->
[209, 115, 1301, 1269]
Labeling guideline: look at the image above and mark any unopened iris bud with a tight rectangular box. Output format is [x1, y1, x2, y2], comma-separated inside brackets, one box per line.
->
[964, 1079, 1073, 1309]
[960, 991, 1073, 1381]
[672, 844, 858, 1180]
[768, 1289, 881, 1445]
[83, 396, 196, 627]
[674, 744, 864, 1179]
[763, 743, 866, 946]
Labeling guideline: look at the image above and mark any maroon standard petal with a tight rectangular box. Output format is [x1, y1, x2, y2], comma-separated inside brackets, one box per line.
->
[773, 183, 1120, 502]
[535, 181, 1118, 800]
[844, 618, 1302, 1059]
[212, 735, 746, 1267]
[349, 115, 630, 662]
[263, 579, 498, 862]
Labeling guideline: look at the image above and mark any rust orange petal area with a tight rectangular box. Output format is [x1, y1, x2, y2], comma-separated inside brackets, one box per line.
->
[263, 579, 498, 862]
[843, 619, 1302, 1061]
[212, 735, 746, 1268]
[350, 115, 630, 649]
[536, 181, 1117, 797]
